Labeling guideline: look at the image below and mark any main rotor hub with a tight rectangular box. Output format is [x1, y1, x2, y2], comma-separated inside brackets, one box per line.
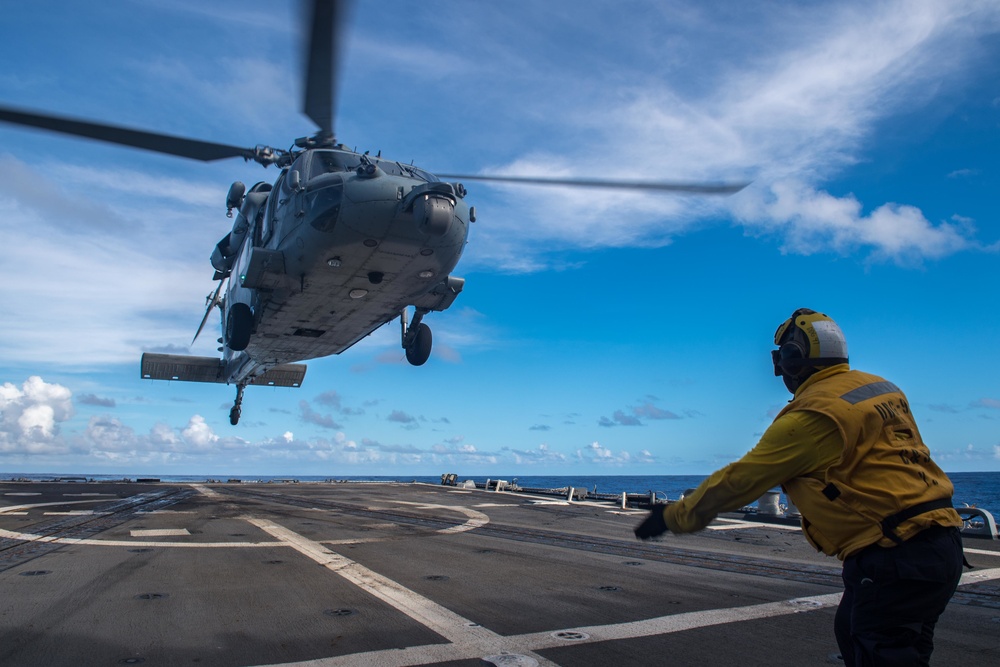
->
[294, 131, 337, 150]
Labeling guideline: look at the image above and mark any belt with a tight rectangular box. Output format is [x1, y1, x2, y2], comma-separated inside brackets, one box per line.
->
[880, 498, 955, 545]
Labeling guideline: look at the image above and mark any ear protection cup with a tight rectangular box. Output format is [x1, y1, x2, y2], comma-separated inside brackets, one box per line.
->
[776, 340, 808, 376]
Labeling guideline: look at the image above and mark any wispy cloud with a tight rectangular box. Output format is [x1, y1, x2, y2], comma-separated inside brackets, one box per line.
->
[298, 400, 342, 430]
[599, 399, 682, 427]
[77, 393, 116, 408]
[465, 0, 1000, 270]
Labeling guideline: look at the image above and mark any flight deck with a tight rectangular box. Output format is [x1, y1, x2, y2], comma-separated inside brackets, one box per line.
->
[1, 481, 998, 666]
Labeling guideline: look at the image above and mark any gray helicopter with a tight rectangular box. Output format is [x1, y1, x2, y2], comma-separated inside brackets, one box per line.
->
[0, 0, 746, 425]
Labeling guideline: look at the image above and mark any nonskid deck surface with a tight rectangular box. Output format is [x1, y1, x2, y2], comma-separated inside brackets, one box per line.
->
[1, 482, 998, 666]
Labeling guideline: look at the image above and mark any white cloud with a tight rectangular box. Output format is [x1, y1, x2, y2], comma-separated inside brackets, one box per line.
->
[733, 181, 972, 263]
[466, 0, 1000, 270]
[181, 415, 220, 449]
[0, 376, 74, 454]
[150, 422, 180, 446]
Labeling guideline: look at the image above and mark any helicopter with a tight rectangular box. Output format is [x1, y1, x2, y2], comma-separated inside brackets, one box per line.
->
[0, 1, 747, 426]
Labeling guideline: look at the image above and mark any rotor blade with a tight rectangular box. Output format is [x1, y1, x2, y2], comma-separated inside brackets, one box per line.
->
[303, 0, 348, 137]
[436, 173, 750, 195]
[193, 280, 227, 345]
[0, 105, 258, 162]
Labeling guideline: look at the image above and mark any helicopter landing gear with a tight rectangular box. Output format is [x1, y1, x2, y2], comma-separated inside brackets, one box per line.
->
[401, 307, 432, 366]
[226, 303, 253, 352]
[230, 384, 246, 425]
[405, 323, 432, 366]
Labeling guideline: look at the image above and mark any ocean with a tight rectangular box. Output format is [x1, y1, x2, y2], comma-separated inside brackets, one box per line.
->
[4, 471, 999, 520]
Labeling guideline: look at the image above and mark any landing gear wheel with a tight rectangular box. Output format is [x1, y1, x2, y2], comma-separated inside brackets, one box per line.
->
[225, 303, 253, 351]
[229, 406, 241, 426]
[405, 323, 432, 366]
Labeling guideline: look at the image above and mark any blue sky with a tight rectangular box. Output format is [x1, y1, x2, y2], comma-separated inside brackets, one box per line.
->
[1, 0, 998, 477]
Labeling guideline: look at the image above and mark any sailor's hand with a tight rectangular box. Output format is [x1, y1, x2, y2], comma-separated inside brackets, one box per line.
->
[634, 505, 669, 540]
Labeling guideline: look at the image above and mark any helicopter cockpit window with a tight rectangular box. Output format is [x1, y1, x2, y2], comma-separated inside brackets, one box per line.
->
[304, 150, 439, 183]
[307, 150, 353, 180]
[382, 160, 439, 182]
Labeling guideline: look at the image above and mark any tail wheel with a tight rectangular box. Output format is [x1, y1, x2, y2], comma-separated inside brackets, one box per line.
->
[225, 303, 253, 351]
[405, 323, 432, 366]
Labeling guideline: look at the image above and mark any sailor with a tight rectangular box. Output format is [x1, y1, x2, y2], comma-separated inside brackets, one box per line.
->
[635, 308, 965, 666]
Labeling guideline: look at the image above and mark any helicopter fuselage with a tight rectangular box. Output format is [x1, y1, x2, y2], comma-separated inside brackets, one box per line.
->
[216, 148, 471, 376]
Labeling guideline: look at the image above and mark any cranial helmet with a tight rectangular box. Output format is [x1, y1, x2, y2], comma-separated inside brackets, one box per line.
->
[772, 308, 849, 391]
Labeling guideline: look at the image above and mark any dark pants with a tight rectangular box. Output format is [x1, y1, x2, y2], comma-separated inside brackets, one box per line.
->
[836, 526, 964, 667]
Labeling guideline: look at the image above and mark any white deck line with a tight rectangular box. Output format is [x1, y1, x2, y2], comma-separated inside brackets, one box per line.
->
[253, 565, 1000, 667]
[189, 484, 223, 498]
[707, 517, 802, 531]
[245, 516, 561, 667]
[963, 546, 1000, 557]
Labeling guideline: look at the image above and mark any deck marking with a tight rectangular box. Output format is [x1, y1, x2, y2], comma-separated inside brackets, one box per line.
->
[245, 516, 560, 667]
[707, 518, 801, 532]
[44, 510, 106, 516]
[963, 547, 1000, 557]
[190, 484, 222, 498]
[510, 593, 845, 652]
[960, 566, 1000, 584]
[0, 530, 279, 548]
[312, 501, 490, 547]
[0, 495, 487, 550]
[390, 501, 490, 533]
[0, 498, 280, 548]
[251, 566, 1000, 667]
[1, 499, 105, 514]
